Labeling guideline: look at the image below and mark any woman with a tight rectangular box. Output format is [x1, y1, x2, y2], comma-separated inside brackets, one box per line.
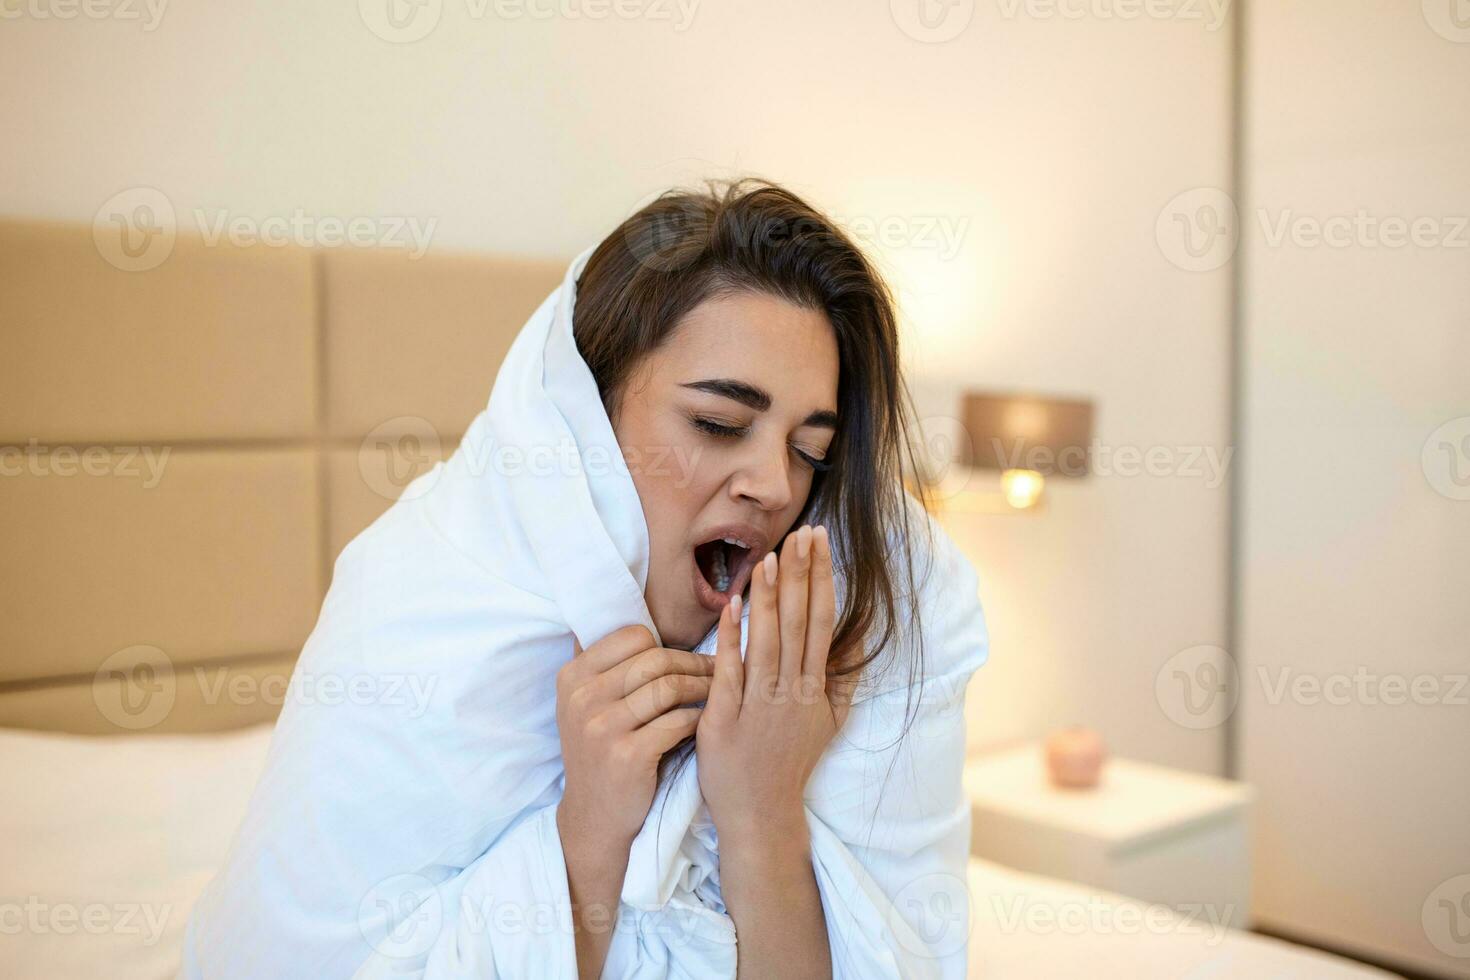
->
[183, 179, 989, 979]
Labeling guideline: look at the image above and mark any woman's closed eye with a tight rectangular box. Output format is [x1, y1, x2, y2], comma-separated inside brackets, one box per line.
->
[690, 415, 832, 472]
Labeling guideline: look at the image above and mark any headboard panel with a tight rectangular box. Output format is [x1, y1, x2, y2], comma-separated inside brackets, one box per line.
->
[0, 218, 566, 733]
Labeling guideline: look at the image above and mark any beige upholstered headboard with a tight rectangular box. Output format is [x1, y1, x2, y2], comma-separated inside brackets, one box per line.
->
[0, 219, 565, 734]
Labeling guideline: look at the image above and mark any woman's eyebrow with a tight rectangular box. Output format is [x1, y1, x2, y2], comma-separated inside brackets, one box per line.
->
[681, 378, 769, 410]
[680, 378, 838, 430]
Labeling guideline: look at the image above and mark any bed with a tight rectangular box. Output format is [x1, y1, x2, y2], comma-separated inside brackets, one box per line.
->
[0, 219, 1398, 978]
[0, 723, 1394, 979]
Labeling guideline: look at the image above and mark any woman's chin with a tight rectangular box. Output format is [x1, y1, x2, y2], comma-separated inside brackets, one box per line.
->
[646, 604, 717, 653]
[667, 617, 715, 652]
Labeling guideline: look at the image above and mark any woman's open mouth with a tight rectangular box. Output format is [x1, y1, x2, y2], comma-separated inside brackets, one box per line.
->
[690, 525, 765, 612]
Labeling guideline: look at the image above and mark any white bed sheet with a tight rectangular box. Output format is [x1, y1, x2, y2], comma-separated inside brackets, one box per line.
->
[0, 724, 1399, 979]
[965, 857, 1398, 978]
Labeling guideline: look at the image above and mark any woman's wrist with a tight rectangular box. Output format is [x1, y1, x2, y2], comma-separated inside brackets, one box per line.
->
[557, 797, 635, 873]
[714, 803, 810, 864]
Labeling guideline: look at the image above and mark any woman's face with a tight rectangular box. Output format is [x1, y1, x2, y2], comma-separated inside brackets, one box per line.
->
[609, 289, 840, 651]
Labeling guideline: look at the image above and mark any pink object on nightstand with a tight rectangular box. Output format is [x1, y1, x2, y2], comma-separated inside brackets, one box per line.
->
[1044, 727, 1107, 788]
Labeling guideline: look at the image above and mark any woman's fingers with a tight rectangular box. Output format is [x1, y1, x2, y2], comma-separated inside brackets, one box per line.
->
[706, 595, 744, 725]
[777, 526, 813, 681]
[621, 672, 713, 728]
[611, 647, 716, 691]
[803, 525, 836, 679]
[744, 550, 781, 703]
[605, 647, 714, 722]
[576, 624, 657, 675]
[634, 705, 703, 755]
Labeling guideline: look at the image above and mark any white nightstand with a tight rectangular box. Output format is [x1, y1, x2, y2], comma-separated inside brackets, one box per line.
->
[964, 743, 1255, 929]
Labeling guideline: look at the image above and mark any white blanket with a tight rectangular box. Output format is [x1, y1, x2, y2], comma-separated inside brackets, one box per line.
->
[181, 245, 990, 979]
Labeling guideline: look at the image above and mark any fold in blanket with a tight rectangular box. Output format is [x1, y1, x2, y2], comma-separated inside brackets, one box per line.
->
[181, 245, 990, 980]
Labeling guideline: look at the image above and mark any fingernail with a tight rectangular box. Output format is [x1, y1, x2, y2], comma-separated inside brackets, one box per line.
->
[797, 525, 812, 559]
[731, 594, 741, 617]
[814, 525, 829, 553]
[763, 551, 778, 586]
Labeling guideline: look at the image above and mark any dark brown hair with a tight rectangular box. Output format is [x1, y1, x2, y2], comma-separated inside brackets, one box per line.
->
[573, 177, 933, 695]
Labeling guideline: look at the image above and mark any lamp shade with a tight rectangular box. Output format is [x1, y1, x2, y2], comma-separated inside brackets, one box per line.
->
[960, 392, 1094, 477]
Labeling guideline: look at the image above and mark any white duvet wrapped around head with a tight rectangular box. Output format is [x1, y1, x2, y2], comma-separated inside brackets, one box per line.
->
[182, 217, 990, 980]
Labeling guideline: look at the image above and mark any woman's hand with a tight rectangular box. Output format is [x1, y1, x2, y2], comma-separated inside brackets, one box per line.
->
[695, 523, 849, 845]
[556, 624, 713, 845]
[555, 625, 713, 979]
[694, 523, 846, 978]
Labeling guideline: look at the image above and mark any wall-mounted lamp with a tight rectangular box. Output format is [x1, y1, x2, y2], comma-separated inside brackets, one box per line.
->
[919, 391, 1095, 515]
[1000, 467, 1047, 510]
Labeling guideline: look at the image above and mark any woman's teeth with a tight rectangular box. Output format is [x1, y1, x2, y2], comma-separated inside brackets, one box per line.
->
[712, 546, 730, 592]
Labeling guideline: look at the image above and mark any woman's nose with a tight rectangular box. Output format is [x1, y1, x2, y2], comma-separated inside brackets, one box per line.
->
[729, 442, 794, 512]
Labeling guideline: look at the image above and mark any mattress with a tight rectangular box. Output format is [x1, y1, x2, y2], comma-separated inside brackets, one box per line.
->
[0, 724, 1398, 979]
[965, 852, 1397, 978]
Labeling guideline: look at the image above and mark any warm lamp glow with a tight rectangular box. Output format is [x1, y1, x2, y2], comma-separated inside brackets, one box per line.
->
[1001, 468, 1045, 509]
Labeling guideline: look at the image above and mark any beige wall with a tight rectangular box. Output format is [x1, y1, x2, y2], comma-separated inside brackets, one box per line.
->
[1239, 1, 1470, 975]
[0, 3, 1233, 771]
